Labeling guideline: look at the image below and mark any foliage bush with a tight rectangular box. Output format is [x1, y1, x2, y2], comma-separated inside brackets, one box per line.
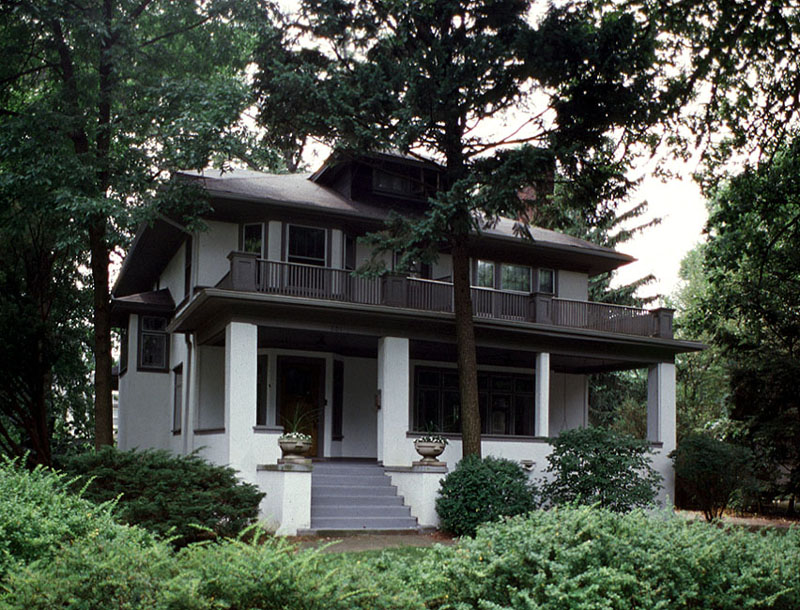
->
[435, 455, 536, 536]
[540, 426, 662, 511]
[438, 506, 800, 610]
[671, 433, 753, 520]
[61, 446, 264, 546]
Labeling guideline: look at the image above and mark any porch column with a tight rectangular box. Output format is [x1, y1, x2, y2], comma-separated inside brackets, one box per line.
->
[225, 321, 258, 476]
[535, 352, 550, 437]
[647, 362, 676, 450]
[648, 361, 677, 505]
[377, 337, 409, 466]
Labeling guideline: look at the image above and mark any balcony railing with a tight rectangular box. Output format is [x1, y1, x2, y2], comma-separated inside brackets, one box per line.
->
[226, 252, 674, 339]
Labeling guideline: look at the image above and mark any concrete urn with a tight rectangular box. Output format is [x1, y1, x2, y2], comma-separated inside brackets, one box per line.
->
[414, 439, 446, 464]
[278, 435, 312, 463]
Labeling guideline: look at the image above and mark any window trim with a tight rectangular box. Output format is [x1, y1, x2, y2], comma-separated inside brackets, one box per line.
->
[537, 267, 556, 294]
[285, 223, 328, 267]
[137, 315, 170, 373]
[499, 263, 532, 294]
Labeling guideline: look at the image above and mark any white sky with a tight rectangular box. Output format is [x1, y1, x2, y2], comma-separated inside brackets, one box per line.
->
[611, 163, 708, 303]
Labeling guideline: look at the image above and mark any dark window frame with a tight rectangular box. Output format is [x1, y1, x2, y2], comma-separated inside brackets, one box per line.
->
[184, 237, 193, 298]
[137, 315, 169, 373]
[537, 267, 556, 294]
[242, 222, 265, 258]
[413, 366, 535, 437]
[172, 364, 183, 434]
[286, 224, 327, 267]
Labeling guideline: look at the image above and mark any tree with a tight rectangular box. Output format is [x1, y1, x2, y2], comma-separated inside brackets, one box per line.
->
[694, 138, 800, 513]
[0, 0, 269, 450]
[255, 0, 685, 456]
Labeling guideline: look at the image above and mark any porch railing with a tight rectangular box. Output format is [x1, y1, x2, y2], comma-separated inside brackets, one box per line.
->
[226, 252, 674, 338]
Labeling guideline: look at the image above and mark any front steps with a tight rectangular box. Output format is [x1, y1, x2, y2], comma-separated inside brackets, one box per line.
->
[308, 461, 419, 533]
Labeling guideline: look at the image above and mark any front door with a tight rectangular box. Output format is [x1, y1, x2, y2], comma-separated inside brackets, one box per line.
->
[276, 356, 325, 457]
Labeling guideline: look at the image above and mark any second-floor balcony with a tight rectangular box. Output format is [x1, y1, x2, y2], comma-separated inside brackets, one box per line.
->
[224, 252, 674, 339]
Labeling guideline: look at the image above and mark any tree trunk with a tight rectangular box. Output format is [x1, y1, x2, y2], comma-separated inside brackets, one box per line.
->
[91, 219, 114, 448]
[452, 241, 481, 457]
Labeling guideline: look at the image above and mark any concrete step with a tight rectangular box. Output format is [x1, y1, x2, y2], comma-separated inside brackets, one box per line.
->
[312, 494, 405, 507]
[312, 473, 393, 487]
[310, 516, 419, 530]
[311, 505, 413, 519]
[312, 484, 399, 497]
[312, 464, 384, 475]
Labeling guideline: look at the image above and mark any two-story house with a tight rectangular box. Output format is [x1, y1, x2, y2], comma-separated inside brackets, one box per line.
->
[111, 152, 701, 534]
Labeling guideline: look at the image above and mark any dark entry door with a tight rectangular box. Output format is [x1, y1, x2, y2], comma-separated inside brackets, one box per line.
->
[276, 357, 325, 457]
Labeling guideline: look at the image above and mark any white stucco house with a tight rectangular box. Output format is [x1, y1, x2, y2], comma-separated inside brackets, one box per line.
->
[112, 151, 701, 534]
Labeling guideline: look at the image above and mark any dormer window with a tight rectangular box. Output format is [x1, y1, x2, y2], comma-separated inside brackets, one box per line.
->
[373, 168, 422, 197]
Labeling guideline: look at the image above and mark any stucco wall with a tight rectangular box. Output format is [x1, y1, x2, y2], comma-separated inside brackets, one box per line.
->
[557, 270, 589, 300]
[197, 345, 225, 430]
[549, 372, 588, 436]
[117, 314, 173, 452]
[197, 220, 238, 287]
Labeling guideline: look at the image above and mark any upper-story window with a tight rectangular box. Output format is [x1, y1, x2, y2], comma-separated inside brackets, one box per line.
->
[501, 264, 531, 293]
[538, 268, 555, 294]
[243, 223, 264, 257]
[287, 225, 326, 266]
[476, 260, 495, 288]
[373, 167, 425, 198]
[138, 315, 169, 372]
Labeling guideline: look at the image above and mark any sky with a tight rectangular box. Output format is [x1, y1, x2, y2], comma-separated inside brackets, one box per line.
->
[611, 163, 708, 303]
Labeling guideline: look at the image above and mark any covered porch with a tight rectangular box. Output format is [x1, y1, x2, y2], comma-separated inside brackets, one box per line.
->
[179, 315, 682, 534]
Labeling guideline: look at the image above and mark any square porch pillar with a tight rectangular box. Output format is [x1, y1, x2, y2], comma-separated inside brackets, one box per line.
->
[535, 352, 550, 437]
[225, 321, 258, 475]
[648, 361, 677, 505]
[377, 337, 409, 466]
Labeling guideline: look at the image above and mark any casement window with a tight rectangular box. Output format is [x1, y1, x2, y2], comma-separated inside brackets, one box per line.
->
[538, 268, 555, 294]
[172, 364, 183, 434]
[287, 225, 326, 266]
[243, 223, 265, 257]
[475, 260, 531, 293]
[500, 264, 531, 293]
[413, 366, 535, 437]
[476, 260, 495, 288]
[138, 316, 169, 372]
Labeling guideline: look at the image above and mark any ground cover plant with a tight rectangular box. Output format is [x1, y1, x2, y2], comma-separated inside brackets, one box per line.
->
[541, 426, 662, 511]
[435, 455, 537, 536]
[61, 446, 264, 546]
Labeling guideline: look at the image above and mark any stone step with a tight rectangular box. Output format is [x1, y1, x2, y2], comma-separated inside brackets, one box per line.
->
[311, 504, 413, 519]
[312, 494, 405, 507]
[311, 464, 384, 475]
[312, 484, 399, 497]
[310, 516, 419, 530]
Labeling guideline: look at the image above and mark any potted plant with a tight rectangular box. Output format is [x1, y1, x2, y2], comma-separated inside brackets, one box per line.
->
[414, 430, 448, 464]
[278, 405, 314, 463]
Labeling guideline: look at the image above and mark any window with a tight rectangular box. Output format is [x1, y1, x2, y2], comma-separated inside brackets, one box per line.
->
[476, 260, 495, 288]
[138, 316, 169, 372]
[256, 354, 268, 426]
[538, 268, 555, 294]
[287, 225, 326, 266]
[413, 366, 534, 436]
[501, 264, 531, 292]
[394, 252, 431, 279]
[243, 223, 264, 257]
[414, 367, 461, 433]
[184, 237, 193, 298]
[344, 235, 356, 271]
[172, 364, 183, 433]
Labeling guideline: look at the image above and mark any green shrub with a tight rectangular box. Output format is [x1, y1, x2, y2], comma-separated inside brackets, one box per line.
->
[0, 456, 118, 580]
[435, 455, 536, 537]
[438, 506, 800, 610]
[671, 433, 753, 520]
[62, 446, 265, 547]
[540, 426, 662, 511]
